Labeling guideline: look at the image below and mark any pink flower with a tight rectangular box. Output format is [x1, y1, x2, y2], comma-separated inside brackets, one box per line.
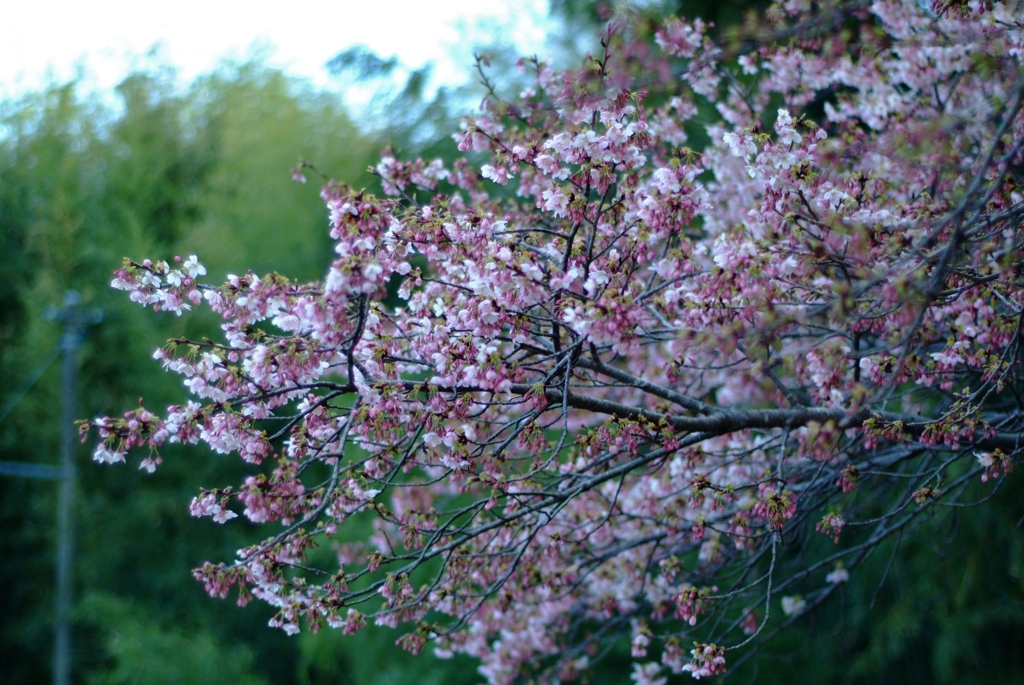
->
[85, 4, 1024, 682]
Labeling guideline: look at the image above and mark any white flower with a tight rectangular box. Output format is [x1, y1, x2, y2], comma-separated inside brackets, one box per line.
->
[776, 108, 794, 129]
[775, 109, 803, 146]
[826, 568, 850, 584]
[781, 595, 806, 616]
[541, 188, 570, 217]
[183, 255, 206, 278]
[212, 506, 238, 524]
[738, 53, 759, 75]
[93, 446, 126, 465]
[630, 662, 667, 685]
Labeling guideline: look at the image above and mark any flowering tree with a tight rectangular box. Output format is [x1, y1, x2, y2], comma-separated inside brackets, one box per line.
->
[86, 1, 1024, 681]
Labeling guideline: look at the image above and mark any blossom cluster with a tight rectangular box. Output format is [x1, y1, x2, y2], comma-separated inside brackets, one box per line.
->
[87, 1, 1023, 682]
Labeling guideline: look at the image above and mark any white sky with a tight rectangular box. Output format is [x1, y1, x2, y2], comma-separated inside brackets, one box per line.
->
[0, 0, 553, 99]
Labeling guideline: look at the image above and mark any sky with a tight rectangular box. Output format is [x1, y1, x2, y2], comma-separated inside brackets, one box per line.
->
[0, 0, 553, 99]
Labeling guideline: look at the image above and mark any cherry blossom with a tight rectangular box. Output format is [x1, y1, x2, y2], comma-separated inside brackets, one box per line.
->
[85, 1, 1024, 682]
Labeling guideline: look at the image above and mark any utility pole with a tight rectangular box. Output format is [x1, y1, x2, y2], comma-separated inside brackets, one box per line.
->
[53, 290, 81, 685]
[0, 291, 99, 685]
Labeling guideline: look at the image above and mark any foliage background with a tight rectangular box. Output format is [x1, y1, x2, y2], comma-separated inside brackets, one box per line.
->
[1, 2, 1020, 683]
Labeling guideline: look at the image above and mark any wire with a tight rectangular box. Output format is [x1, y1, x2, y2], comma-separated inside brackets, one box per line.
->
[0, 346, 60, 426]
